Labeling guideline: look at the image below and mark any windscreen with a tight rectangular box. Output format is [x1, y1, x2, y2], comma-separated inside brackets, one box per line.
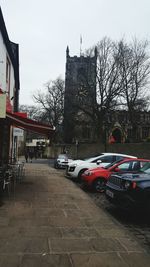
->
[104, 159, 125, 169]
[83, 154, 104, 162]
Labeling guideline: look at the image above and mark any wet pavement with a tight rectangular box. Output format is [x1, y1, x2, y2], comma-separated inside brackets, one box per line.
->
[0, 159, 150, 266]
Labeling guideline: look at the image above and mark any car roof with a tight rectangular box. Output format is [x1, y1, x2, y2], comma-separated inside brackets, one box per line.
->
[91, 153, 136, 160]
[116, 158, 150, 162]
[101, 152, 136, 157]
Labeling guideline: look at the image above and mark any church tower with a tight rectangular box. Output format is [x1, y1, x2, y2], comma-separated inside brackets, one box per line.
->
[63, 47, 97, 143]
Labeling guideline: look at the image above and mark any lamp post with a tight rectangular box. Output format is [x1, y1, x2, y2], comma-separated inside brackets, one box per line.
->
[102, 107, 109, 152]
[104, 125, 107, 152]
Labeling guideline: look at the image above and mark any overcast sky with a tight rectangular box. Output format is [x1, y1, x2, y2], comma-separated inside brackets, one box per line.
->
[0, 0, 150, 105]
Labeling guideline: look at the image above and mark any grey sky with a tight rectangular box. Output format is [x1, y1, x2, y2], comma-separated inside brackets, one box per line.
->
[0, 0, 150, 105]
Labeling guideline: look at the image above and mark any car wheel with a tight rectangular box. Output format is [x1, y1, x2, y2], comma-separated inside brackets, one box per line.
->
[55, 163, 59, 169]
[78, 169, 88, 181]
[54, 163, 58, 169]
[93, 178, 106, 192]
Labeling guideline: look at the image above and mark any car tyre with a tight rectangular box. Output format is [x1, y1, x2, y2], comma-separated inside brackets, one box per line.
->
[54, 163, 58, 169]
[93, 178, 106, 192]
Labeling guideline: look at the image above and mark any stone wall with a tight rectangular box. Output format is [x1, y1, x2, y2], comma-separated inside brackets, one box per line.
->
[48, 142, 150, 159]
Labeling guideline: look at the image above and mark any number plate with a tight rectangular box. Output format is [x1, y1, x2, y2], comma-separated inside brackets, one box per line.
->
[106, 189, 114, 198]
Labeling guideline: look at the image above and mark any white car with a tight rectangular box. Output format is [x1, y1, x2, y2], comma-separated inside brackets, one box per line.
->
[66, 153, 136, 180]
[54, 154, 73, 169]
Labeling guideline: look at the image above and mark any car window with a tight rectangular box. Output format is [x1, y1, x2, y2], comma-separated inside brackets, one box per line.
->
[117, 162, 131, 171]
[140, 161, 149, 168]
[117, 160, 143, 171]
[86, 154, 104, 162]
[131, 161, 141, 170]
[140, 162, 150, 173]
[105, 159, 124, 169]
[92, 155, 114, 163]
[144, 168, 150, 174]
[83, 158, 93, 161]
[58, 154, 67, 159]
[131, 160, 149, 171]
[115, 156, 124, 161]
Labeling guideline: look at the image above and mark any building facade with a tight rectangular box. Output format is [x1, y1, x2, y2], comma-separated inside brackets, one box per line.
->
[0, 7, 55, 165]
[0, 7, 20, 164]
[107, 110, 150, 144]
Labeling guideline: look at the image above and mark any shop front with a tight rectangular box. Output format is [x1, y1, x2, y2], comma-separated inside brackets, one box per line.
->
[0, 95, 55, 165]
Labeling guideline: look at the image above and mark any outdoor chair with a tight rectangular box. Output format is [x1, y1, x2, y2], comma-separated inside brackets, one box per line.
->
[3, 169, 12, 196]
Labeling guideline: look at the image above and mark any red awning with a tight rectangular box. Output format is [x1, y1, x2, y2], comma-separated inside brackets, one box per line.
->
[6, 112, 55, 137]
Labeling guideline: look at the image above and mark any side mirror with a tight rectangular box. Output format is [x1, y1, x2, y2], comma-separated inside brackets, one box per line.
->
[114, 167, 120, 172]
[97, 160, 102, 165]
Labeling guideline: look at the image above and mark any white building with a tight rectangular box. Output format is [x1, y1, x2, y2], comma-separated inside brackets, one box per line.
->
[0, 7, 20, 164]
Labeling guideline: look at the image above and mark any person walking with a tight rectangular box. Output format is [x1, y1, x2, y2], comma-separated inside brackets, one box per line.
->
[25, 151, 29, 163]
[29, 151, 34, 163]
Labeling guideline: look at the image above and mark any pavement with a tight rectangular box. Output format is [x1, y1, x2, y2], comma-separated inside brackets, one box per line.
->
[0, 160, 150, 267]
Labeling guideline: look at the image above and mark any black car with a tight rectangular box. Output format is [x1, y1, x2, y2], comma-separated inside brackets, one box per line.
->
[106, 162, 150, 210]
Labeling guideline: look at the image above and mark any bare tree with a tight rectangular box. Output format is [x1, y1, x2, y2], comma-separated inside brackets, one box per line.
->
[117, 38, 150, 140]
[33, 77, 65, 141]
[73, 37, 150, 142]
[96, 37, 123, 109]
[19, 104, 46, 142]
[75, 37, 124, 139]
[19, 105, 41, 120]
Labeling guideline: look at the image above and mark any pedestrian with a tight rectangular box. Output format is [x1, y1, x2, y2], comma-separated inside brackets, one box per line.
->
[0, 176, 3, 206]
[25, 151, 29, 163]
[29, 151, 34, 163]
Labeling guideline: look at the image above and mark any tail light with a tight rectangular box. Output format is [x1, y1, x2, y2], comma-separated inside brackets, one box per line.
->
[132, 181, 137, 189]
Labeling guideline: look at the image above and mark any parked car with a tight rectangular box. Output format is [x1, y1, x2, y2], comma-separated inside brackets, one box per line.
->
[81, 158, 150, 192]
[105, 161, 150, 210]
[54, 154, 73, 169]
[66, 153, 136, 180]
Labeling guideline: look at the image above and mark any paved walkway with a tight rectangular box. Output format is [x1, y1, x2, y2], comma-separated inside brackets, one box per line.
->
[0, 161, 150, 267]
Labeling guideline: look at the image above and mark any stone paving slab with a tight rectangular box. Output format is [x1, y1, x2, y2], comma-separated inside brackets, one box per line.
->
[71, 252, 128, 267]
[0, 161, 149, 267]
[71, 252, 150, 267]
[119, 252, 150, 267]
[0, 237, 49, 254]
[20, 254, 72, 267]
[60, 227, 99, 239]
[49, 237, 126, 253]
[0, 255, 22, 267]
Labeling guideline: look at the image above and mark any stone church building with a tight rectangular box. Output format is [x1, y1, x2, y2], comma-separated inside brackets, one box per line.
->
[63, 48, 150, 144]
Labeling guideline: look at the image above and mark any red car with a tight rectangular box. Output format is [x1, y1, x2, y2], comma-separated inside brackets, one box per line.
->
[81, 158, 150, 192]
